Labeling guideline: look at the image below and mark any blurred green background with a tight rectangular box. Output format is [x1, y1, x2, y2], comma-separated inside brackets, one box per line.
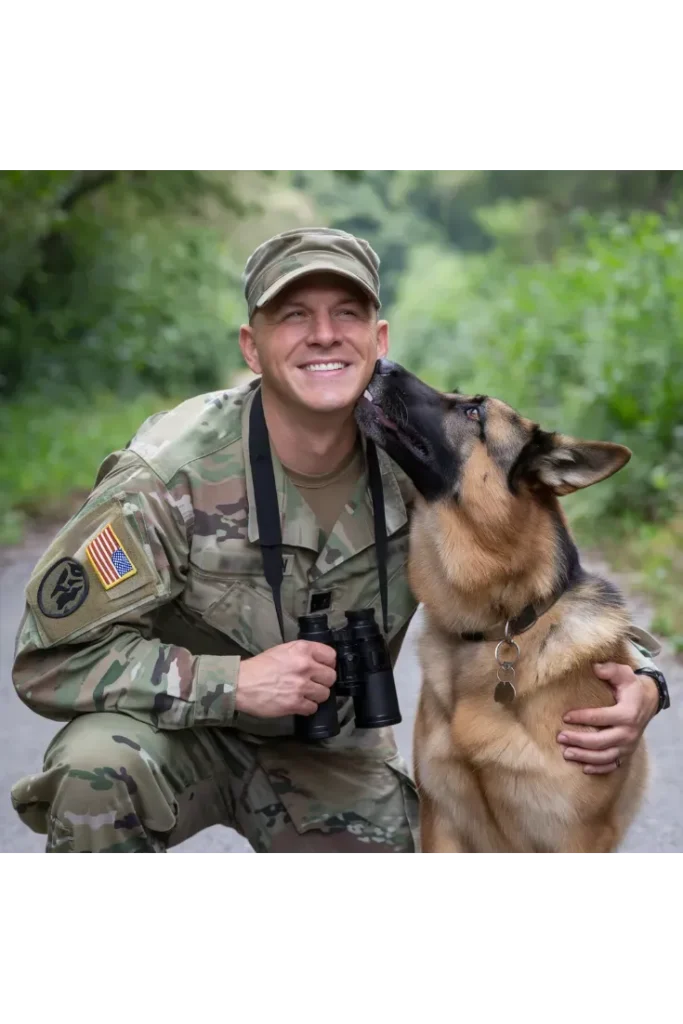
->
[1, 170, 681, 646]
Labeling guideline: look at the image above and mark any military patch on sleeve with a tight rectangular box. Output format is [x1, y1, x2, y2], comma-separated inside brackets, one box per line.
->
[86, 523, 138, 591]
[37, 558, 89, 618]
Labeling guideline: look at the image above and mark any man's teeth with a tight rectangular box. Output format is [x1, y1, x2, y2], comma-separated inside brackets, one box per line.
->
[304, 362, 346, 372]
[363, 389, 373, 402]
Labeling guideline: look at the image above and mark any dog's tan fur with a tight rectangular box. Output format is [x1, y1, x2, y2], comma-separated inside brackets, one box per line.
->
[408, 398, 648, 853]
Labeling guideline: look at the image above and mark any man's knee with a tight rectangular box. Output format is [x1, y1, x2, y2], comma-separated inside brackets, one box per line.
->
[12, 714, 177, 852]
[249, 746, 420, 853]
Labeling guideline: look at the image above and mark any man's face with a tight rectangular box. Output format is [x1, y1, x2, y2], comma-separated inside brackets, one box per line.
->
[239, 272, 389, 415]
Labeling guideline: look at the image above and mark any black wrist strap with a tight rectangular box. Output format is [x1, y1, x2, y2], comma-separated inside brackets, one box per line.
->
[248, 387, 390, 642]
[634, 667, 670, 714]
[365, 437, 390, 635]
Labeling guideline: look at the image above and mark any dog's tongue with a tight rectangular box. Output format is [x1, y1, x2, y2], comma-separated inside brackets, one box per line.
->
[358, 387, 397, 431]
[375, 408, 398, 431]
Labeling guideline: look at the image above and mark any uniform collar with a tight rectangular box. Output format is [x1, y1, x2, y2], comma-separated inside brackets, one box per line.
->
[241, 384, 409, 565]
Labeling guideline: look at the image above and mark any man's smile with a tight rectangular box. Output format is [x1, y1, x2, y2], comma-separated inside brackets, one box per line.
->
[297, 360, 351, 376]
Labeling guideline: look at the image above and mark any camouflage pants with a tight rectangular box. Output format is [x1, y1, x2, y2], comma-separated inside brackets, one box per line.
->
[11, 713, 420, 853]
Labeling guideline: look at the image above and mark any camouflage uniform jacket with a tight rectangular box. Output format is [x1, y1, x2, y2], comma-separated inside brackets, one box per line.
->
[12, 381, 418, 742]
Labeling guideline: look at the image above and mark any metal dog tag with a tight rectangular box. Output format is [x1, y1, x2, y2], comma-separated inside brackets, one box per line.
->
[494, 681, 516, 704]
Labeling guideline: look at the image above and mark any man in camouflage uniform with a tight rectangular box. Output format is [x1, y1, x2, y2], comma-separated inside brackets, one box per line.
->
[10, 227, 665, 852]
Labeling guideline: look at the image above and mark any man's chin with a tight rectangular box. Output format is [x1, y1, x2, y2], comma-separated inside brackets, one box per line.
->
[290, 380, 363, 415]
[298, 395, 357, 415]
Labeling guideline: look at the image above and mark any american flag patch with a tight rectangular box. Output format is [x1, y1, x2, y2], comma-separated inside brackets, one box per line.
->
[86, 523, 138, 590]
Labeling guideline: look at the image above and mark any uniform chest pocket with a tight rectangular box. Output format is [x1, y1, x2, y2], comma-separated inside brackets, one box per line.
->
[185, 551, 292, 613]
[184, 557, 299, 659]
[200, 577, 299, 656]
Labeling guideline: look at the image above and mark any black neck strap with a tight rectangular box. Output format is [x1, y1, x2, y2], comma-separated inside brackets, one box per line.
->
[248, 387, 390, 642]
[365, 434, 390, 635]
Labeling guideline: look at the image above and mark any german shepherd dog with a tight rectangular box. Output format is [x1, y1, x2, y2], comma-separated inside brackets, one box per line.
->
[356, 359, 648, 853]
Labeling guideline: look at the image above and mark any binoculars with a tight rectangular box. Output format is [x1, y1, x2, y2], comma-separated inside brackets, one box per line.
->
[294, 608, 402, 743]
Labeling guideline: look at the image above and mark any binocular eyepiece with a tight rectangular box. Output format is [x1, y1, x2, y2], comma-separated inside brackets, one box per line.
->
[293, 609, 402, 743]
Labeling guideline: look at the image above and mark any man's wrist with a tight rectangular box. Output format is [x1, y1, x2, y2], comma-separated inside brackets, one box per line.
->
[234, 659, 249, 714]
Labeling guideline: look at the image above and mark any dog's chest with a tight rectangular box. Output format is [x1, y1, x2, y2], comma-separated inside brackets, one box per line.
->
[482, 765, 578, 850]
[420, 710, 578, 852]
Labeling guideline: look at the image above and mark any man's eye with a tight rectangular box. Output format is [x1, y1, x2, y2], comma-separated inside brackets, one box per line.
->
[284, 310, 305, 320]
[337, 308, 358, 318]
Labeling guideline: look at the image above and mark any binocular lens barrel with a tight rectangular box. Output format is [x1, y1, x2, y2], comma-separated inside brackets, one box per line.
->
[293, 608, 402, 744]
[331, 626, 364, 697]
[293, 615, 340, 743]
[345, 609, 402, 729]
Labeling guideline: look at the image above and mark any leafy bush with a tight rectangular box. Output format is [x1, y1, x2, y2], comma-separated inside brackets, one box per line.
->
[0, 172, 250, 399]
[0, 220, 246, 400]
[390, 210, 683, 525]
[0, 391, 182, 544]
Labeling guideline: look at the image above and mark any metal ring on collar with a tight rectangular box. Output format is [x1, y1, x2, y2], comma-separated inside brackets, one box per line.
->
[495, 638, 520, 666]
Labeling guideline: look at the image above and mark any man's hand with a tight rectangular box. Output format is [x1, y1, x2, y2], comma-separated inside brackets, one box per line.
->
[235, 640, 337, 718]
[556, 662, 659, 774]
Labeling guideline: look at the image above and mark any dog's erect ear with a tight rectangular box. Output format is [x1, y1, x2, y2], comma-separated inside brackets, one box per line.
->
[529, 435, 632, 495]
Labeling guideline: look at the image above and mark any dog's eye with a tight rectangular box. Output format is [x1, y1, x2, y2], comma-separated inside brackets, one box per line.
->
[464, 406, 480, 421]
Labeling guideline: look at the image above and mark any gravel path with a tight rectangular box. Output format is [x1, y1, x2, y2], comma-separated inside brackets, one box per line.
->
[1, 531, 680, 853]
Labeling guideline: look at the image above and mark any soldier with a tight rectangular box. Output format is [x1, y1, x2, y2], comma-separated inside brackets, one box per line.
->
[10, 227, 668, 852]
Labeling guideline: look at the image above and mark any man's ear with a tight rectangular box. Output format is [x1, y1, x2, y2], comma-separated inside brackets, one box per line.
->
[376, 320, 389, 359]
[529, 434, 632, 495]
[239, 325, 262, 375]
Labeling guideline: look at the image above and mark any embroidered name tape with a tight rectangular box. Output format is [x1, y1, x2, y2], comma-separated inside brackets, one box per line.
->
[86, 523, 138, 590]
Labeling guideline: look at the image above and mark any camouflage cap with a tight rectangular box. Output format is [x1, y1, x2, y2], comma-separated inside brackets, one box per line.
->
[243, 227, 381, 318]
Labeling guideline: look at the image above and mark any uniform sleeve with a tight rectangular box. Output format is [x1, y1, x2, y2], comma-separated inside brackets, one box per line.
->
[629, 643, 659, 672]
[12, 451, 239, 731]
[627, 625, 662, 673]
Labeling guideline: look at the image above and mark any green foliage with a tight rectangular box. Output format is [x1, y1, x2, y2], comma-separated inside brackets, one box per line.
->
[0, 171, 258, 398]
[397, 170, 683, 257]
[2, 215, 245, 398]
[574, 514, 683, 650]
[0, 391, 179, 544]
[390, 210, 683, 526]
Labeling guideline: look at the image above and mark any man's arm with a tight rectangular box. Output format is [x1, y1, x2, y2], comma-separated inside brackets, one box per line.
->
[12, 452, 238, 731]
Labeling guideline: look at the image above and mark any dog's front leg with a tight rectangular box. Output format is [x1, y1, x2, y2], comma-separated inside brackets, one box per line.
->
[419, 791, 468, 852]
[414, 694, 466, 852]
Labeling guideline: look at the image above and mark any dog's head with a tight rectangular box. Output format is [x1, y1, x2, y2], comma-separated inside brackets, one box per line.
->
[355, 359, 631, 509]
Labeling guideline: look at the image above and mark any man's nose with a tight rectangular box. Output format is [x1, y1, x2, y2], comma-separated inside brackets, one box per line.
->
[309, 311, 338, 346]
